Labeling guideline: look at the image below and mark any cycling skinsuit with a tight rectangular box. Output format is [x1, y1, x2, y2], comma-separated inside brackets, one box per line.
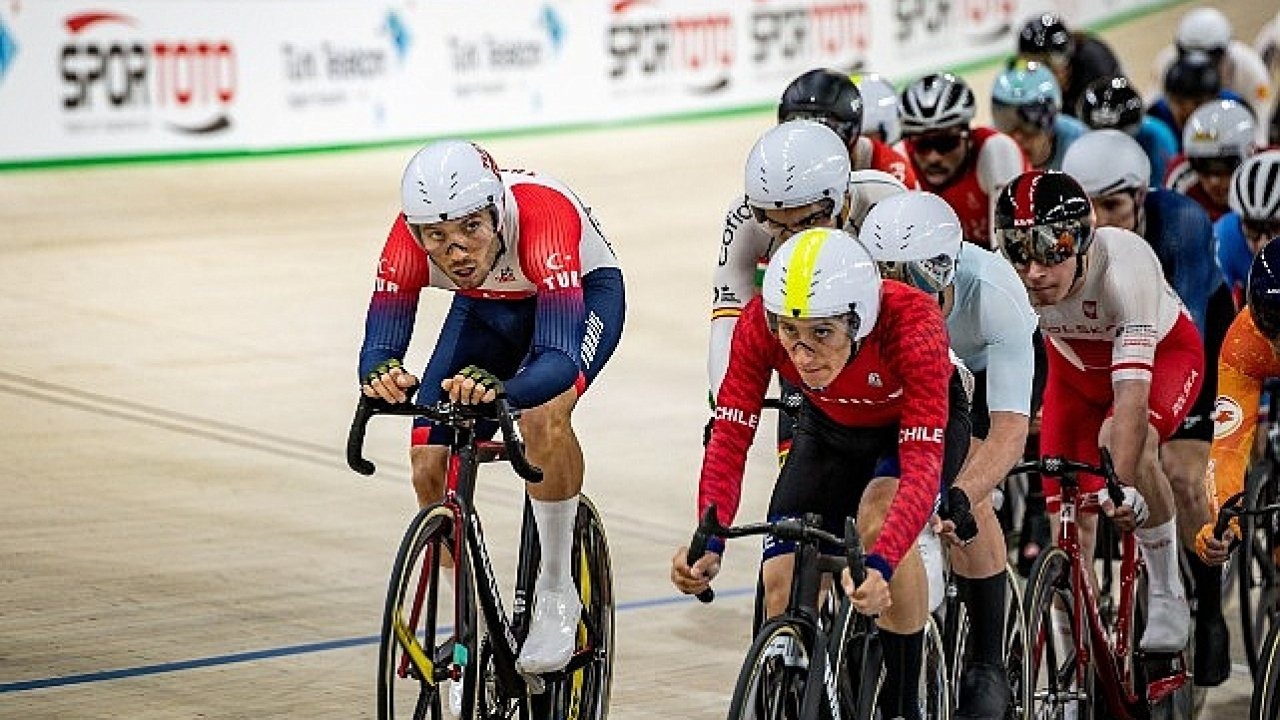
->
[359, 170, 626, 445]
[1215, 211, 1254, 305]
[1036, 227, 1205, 506]
[1043, 114, 1089, 171]
[701, 283, 954, 580]
[1164, 154, 1232, 221]
[1136, 116, 1180, 185]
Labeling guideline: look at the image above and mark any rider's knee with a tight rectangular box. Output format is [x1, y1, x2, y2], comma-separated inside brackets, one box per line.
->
[517, 391, 577, 446]
[856, 477, 897, 544]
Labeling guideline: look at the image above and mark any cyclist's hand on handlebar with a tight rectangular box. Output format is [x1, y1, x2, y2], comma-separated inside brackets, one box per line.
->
[1195, 521, 1236, 566]
[670, 546, 720, 596]
[362, 358, 419, 403]
[442, 365, 504, 405]
[843, 567, 891, 616]
[1097, 486, 1148, 531]
[933, 486, 978, 547]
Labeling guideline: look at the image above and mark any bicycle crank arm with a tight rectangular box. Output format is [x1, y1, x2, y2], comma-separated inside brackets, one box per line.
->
[392, 616, 436, 685]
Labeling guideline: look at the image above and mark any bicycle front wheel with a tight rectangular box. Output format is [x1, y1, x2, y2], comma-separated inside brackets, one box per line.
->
[1240, 464, 1280, 677]
[727, 620, 811, 720]
[378, 504, 466, 720]
[1024, 546, 1093, 720]
[1253, 622, 1280, 720]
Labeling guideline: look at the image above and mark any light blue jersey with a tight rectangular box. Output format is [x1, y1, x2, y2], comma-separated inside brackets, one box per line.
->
[1046, 114, 1089, 171]
[947, 246, 1039, 416]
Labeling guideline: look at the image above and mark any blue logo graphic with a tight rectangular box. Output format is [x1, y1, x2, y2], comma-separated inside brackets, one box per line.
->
[540, 5, 564, 54]
[385, 10, 411, 63]
[0, 17, 17, 85]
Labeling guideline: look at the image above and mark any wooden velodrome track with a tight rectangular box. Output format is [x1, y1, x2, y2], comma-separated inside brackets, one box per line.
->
[2, 2, 1276, 717]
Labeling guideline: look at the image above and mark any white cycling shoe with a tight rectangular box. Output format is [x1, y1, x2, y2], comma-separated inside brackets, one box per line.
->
[1139, 592, 1191, 653]
[516, 584, 582, 674]
[441, 677, 465, 718]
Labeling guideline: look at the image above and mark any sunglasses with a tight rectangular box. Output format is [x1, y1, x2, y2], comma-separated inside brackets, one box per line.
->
[998, 222, 1088, 267]
[1188, 156, 1243, 177]
[751, 203, 833, 236]
[992, 102, 1056, 134]
[1243, 218, 1280, 239]
[877, 256, 955, 293]
[911, 132, 967, 155]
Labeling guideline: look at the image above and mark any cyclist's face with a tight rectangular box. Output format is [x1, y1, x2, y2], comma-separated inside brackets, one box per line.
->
[411, 209, 500, 289]
[755, 201, 838, 242]
[907, 131, 969, 186]
[1091, 191, 1141, 232]
[774, 315, 853, 389]
[1197, 167, 1234, 207]
[1013, 254, 1080, 307]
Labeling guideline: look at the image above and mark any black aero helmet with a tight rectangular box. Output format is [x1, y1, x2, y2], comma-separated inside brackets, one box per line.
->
[1018, 13, 1073, 57]
[1078, 76, 1145, 134]
[1248, 238, 1280, 338]
[778, 69, 865, 145]
[1164, 50, 1222, 100]
[994, 171, 1094, 266]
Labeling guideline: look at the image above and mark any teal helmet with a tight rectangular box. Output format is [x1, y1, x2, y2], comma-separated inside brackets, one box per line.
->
[992, 61, 1061, 133]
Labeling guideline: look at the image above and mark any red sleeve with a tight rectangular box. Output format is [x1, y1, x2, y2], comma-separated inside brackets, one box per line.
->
[376, 215, 431, 295]
[868, 287, 952, 572]
[871, 138, 919, 189]
[698, 298, 778, 528]
[513, 184, 585, 292]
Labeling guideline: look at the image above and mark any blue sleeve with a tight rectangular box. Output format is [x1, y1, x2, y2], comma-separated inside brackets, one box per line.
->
[1138, 117, 1179, 184]
[1215, 213, 1252, 294]
[1146, 101, 1180, 152]
[503, 290, 585, 409]
[1147, 191, 1220, 333]
[358, 291, 419, 381]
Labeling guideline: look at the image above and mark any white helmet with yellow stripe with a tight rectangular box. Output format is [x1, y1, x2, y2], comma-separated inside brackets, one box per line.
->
[762, 227, 881, 342]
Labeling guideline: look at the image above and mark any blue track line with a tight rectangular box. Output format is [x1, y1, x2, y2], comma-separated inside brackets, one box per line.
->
[0, 586, 754, 693]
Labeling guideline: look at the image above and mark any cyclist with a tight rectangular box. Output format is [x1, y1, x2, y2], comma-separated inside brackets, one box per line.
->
[1015, 12, 1123, 119]
[995, 170, 1204, 653]
[852, 72, 902, 146]
[863, 191, 1038, 719]
[991, 60, 1088, 171]
[1198, 238, 1280, 566]
[675, 227, 969, 720]
[358, 139, 625, 675]
[1063, 129, 1235, 685]
[1153, 6, 1272, 144]
[1216, 150, 1280, 303]
[899, 72, 1029, 248]
[1165, 98, 1259, 221]
[1148, 51, 1249, 152]
[1077, 75, 1179, 183]
[779, 68, 917, 187]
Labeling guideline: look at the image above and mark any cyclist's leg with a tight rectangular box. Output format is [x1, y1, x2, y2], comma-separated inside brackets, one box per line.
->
[1018, 329, 1051, 576]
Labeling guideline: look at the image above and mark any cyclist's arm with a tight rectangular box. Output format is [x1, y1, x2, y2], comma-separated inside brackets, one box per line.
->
[1160, 194, 1219, 332]
[698, 299, 776, 545]
[358, 216, 429, 379]
[709, 201, 770, 399]
[1109, 378, 1154, 484]
[1205, 312, 1269, 517]
[869, 293, 954, 579]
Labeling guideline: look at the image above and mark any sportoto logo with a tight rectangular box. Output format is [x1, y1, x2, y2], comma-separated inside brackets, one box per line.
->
[750, 1, 869, 73]
[607, 0, 734, 95]
[60, 11, 236, 134]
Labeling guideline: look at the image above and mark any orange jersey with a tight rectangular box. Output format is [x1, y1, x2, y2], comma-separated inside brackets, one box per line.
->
[1205, 308, 1280, 516]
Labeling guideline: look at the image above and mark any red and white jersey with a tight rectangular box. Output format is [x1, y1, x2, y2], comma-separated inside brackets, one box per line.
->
[907, 127, 1029, 249]
[1035, 227, 1192, 383]
[852, 136, 919, 188]
[701, 284, 953, 572]
[374, 170, 618, 300]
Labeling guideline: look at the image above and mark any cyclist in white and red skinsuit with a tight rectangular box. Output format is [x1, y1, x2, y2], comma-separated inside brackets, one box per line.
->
[899, 72, 1029, 249]
[676, 227, 968, 720]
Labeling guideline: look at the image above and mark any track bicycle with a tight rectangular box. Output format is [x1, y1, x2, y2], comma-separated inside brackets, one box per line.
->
[348, 395, 614, 720]
[1236, 377, 1280, 678]
[1017, 449, 1192, 720]
[687, 506, 949, 720]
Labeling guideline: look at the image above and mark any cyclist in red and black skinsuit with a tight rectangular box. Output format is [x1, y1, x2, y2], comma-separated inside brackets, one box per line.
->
[673, 228, 969, 720]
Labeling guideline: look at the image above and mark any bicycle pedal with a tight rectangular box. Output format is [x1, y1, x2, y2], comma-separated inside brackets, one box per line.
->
[523, 673, 547, 695]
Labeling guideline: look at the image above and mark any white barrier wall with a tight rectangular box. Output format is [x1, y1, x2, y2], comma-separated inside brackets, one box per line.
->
[0, 0, 1168, 164]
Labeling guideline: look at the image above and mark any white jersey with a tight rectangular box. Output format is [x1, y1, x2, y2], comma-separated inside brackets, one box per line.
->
[706, 172, 907, 395]
[947, 246, 1039, 415]
[1035, 227, 1189, 383]
[1153, 42, 1273, 146]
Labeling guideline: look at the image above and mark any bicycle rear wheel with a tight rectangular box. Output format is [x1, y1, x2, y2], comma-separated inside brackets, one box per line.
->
[539, 496, 614, 720]
[379, 504, 471, 720]
[1253, 622, 1280, 720]
[948, 567, 1028, 720]
[1024, 547, 1094, 720]
[1240, 464, 1280, 678]
[727, 619, 811, 720]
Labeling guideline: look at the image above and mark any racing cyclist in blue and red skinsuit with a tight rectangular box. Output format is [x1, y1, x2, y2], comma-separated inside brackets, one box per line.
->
[675, 228, 970, 720]
[358, 140, 625, 677]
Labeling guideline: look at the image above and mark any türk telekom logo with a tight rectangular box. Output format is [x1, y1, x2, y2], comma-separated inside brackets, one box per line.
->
[750, 1, 869, 74]
[607, 0, 734, 95]
[60, 12, 236, 134]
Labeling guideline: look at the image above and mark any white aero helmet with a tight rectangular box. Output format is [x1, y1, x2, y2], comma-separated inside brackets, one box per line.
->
[899, 73, 976, 136]
[401, 140, 505, 229]
[851, 72, 901, 144]
[860, 191, 963, 293]
[1183, 99, 1257, 159]
[745, 120, 851, 223]
[1229, 150, 1280, 222]
[1176, 7, 1232, 55]
[762, 227, 881, 341]
[847, 169, 908, 234]
[1061, 129, 1152, 197]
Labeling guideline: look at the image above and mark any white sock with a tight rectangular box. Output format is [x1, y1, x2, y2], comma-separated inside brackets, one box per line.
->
[1136, 518, 1184, 599]
[531, 496, 579, 591]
